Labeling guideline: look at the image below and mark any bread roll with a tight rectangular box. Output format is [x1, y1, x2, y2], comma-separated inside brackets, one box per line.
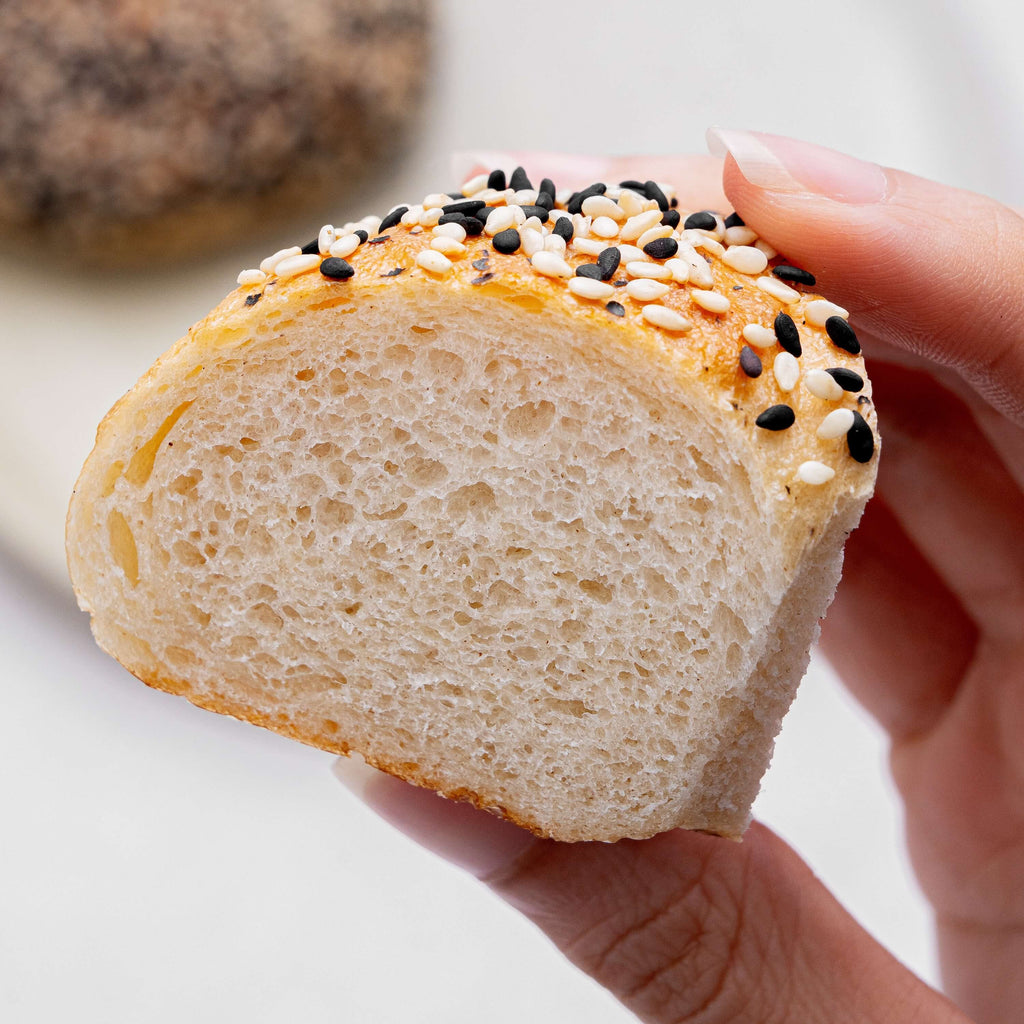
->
[0, 0, 431, 265]
[66, 174, 877, 841]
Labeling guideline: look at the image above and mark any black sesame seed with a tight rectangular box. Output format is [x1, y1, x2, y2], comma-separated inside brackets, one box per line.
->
[492, 228, 521, 254]
[597, 246, 621, 280]
[772, 265, 817, 287]
[739, 346, 763, 378]
[319, 257, 354, 280]
[471, 256, 490, 271]
[368, 234, 390, 245]
[437, 212, 466, 226]
[539, 177, 556, 200]
[461, 216, 484, 236]
[300, 237, 320, 255]
[773, 312, 802, 357]
[826, 316, 861, 354]
[519, 204, 550, 223]
[575, 263, 604, 280]
[509, 166, 532, 191]
[660, 209, 681, 229]
[643, 237, 679, 260]
[613, 278, 628, 287]
[354, 230, 369, 244]
[618, 179, 646, 192]
[441, 199, 486, 217]
[670, 197, 678, 208]
[857, 395, 872, 406]
[724, 212, 745, 228]
[824, 367, 865, 392]
[755, 404, 796, 431]
[644, 180, 670, 211]
[567, 182, 607, 215]
[377, 207, 408, 231]
[553, 217, 574, 243]
[535, 193, 554, 211]
[487, 169, 506, 190]
[683, 210, 717, 231]
[471, 272, 495, 285]
[606, 301, 625, 317]
[847, 410, 875, 462]
[478, 205, 503, 222]
[244, 293, 261, 306]
[381, 267, 405, 277]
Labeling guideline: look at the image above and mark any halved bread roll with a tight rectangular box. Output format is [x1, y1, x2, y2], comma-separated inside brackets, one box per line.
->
[66, 176, 877, 841]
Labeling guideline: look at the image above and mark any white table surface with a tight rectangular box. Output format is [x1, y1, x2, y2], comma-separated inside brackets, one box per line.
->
[4, 0, 1021, 1019]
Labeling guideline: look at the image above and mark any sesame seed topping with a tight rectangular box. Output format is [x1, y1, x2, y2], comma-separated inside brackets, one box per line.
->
[590, 215, 620, 238]
[567, 183, 607, 215]
[530, 251, 573, 278]
[617, 189, 648, 217]
[573, 237, 606, 256]
[553, 217, 574, 243]
[687, 234, 725, 258]
[471, 256, 489, 271]
[642, 304, 692, 332]
[847, 410, 875, 462]
[430, 235, 467, 257]
[621, 209, 663, 242]
[724, 225, 758, 246]
[676, 250, 713, 289]
[582, 195, 626, 221]
[461, 172, 490, 196]
[625, 278, 671, 302]
[368, 235, 390, 245]
[575, 263, 604, 280]
[721, 245, 769, 276]
[618, 179, 646, 192]
[804, 368, 845, 401]
[724, 212, 745, 228]
[244, 293, 261, 306]
[513, 189, 539, 206]
[318, 225, 336, 254]
[739, 346, 763, 377]
[519, 204, 550, 223]
[319, 257, 355, 279]
[626, 260, 672, 280]
[471, 272, 494, 285]
[644, 180, 670, 211]
[797, 461, 835, 485]
[354, 230, 369, 244]
[754, 239, 777, 259]
[817, 408, 856, 439]
[664, 258, 692, 284]
[597, 247, 621, 280]
[773, 351, 800, 391]
[509, 166, 533, 191]
[484, 207, 517, 235]
[492, 228, 521, 254]
[378, 207, 408, 232]
[615, 243, 646, 264]
[260, 245, 301, 274]
[773, 312, 802, 356]
[487, 169, 506, 190]
[772, 265, 816, 287]
[237, 268, 267, 286]
[568, 277, 616, 301]
[300, 237, 320, 255]
[690, 289, 730, 314]
[661, 209, 681, 229]
[825, 316, 861, 354]
[415, 250, 453, 275]
[805, 299, 850, 327]
[683, 210, 717, 231]
[461, 216, 484, 237]
[539, 177, 556, 200]
[527, 228, 550, 257]
[755, 276, 801, 304]
[825, 367, 865, 392]
[441, 199, 486, 217]
[433, 221, 468, 242]
[742, 323, 777, 349]
[756, 404, 796, 431]
[637, 225, 674, 249]
[606, 301, 626, 316]
[275, 253, 321, 278]
[329, 233, 362, 259]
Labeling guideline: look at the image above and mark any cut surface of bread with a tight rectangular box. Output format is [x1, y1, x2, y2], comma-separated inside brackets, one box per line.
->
[67, 182, 877, 841]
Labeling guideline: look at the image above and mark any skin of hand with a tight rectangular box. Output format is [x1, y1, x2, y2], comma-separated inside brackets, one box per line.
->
[334, 131, 1024, 1024]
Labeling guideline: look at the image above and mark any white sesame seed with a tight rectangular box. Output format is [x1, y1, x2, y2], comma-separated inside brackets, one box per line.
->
[688, 234, 725, 258]
[329, 233, 361, 259]
[804, 368, 845, 401]
[677, 248, 714, 289]
[318, 224, 336, 254]
[512, 189, 539, 205]
[360, 214, 382, 233]
[615, 244, 646, 264]
[416, 249, 453, 275]
[690, 288, 731, 314]
[709, 213, 727, 241]
[621, 209, 663, 241]
[510, 205, 528, 226]
[642, 305, 693, 332]
[522, 216, 544, 233]
[626, 260, 672, 280]
[582, 195, 626, 221]
[274, 253, 321, 279]
[573, 214, 592, 236]
[237, 268, 267, 286]
[432, 221, 467, 242]
[637, 224, 674, 249]
[400, 206, 423, 226]
[418, 207, 443, 227]
[626, 278, 671, 302]
[549, 208, 573, 224]
[742, 323, 777, 348]
[543, 233, 567, 255]
[484, 207, 516, 235]
[773, 351, 800, 391]
[572, 237, 606, 256]
[591, 215, 620, 238]
[754, 239, 777, 260]
[556, 188, 574, 205]
[530, 251, 573, 278]
[722, 245, 769, 275]
[567, 277, 616, 300]
[409, 227, 423, 235]
[475, 188, 502, 203]
[260, 245, 301, 274]
[756, 276, 801, 303]
[724, 226, 758, 246]
[430, 235, 466, 257]
[617, 189, 647, 217]
[797, 461, 836, 485]
[665, 258, 691, 284]
[521, 227, 545, 257]
[461, 172, 490, 197]
[422, 192, 450, 210]
[804, 299, 850, 326]
[816, 408, 856, 439]
[604, 187, 622, 201]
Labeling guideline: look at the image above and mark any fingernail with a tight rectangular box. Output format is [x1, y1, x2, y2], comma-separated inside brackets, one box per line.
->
[333, 757, 539, 880]
[706, 127, 889, 204]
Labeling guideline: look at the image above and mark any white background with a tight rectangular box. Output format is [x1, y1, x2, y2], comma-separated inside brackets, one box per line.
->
[3, 1, 1022, 1020]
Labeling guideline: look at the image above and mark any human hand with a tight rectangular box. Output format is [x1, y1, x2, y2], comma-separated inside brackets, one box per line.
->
[334, 132, 1024, 1024]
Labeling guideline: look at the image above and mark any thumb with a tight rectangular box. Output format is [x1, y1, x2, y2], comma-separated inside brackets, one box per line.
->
[336, 763, 967, 1024]
[708, 128, 1024, 423]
